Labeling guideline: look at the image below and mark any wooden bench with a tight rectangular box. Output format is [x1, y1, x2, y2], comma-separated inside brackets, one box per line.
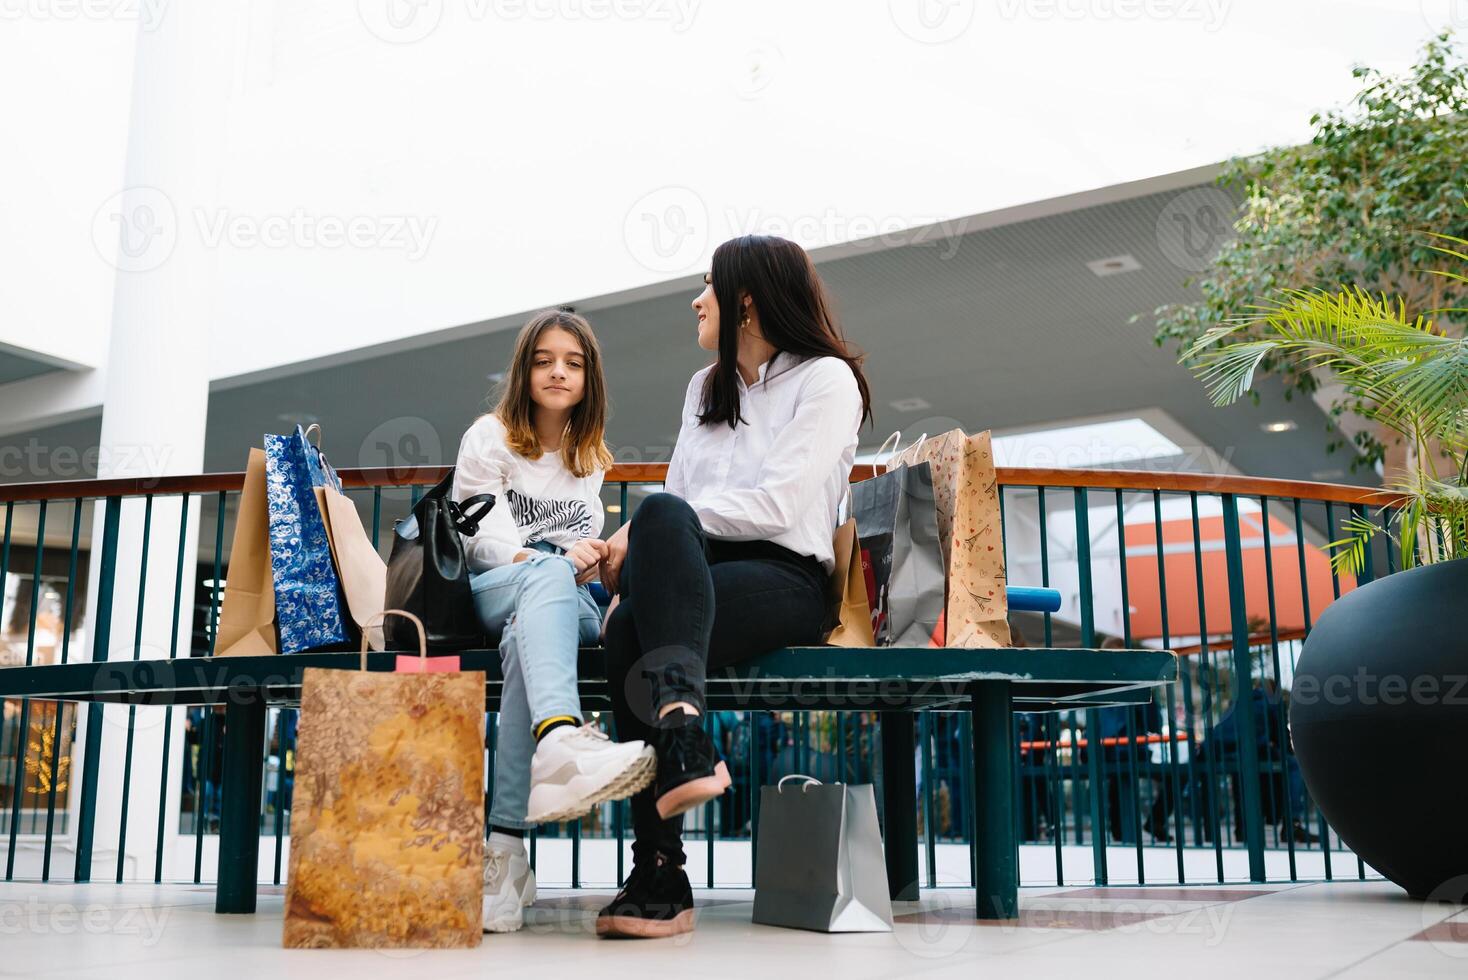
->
[0, 645, 1175, 920]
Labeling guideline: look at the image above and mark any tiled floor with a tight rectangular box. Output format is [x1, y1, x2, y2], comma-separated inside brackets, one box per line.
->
[0, 879, 1463, 978]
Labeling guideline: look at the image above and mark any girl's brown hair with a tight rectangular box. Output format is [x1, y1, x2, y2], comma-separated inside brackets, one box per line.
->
[492, 309, 614, 478]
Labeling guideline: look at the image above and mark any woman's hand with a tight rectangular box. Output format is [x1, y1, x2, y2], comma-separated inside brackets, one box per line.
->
[566, 538, 608, 584]
[600, 521, 630, 594]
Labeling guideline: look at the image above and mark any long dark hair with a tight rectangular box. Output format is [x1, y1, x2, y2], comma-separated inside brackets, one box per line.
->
[698, 235, 873, 429]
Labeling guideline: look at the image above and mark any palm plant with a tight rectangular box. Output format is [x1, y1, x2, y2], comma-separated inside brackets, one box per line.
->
[1182, 232, 1468, 573]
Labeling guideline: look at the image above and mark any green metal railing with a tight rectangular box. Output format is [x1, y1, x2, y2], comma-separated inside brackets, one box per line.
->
[0, 464, 1398, 888]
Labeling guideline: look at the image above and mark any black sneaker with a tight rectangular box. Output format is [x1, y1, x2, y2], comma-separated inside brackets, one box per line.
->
[652, 711, 731, 820]
[596, 857, 696, 938]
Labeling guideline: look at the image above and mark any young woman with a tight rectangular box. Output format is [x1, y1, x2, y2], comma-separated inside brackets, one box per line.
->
[454, 309, 656, 933]
[595, 236, 872, 938]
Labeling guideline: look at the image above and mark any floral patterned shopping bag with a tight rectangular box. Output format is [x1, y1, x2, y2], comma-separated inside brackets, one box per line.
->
[264, 424, 349, 653]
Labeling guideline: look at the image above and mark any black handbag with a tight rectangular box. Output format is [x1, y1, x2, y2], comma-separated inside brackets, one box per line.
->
[383, 470, 496, 651]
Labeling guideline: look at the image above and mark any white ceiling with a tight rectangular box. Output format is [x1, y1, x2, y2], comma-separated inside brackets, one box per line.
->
[0, 180, 1379, 501]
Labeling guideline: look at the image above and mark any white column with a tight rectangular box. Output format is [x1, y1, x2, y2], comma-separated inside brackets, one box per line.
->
[71, 4, 244, 883]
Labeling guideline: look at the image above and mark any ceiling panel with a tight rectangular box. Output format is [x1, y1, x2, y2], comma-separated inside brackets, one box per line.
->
[0, 350, 63, 386]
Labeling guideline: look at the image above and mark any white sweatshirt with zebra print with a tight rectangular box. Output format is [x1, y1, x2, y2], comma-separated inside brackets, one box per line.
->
[452, 414, 606, 572]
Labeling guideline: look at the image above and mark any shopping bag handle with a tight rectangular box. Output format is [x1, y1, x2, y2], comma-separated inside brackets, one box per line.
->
[867, 430, 928, 479]
[360, 609, 426, 670]
[777, 774, 824, 793]
[868, 431, 901, 480]
[845, 432, 902, 515]
[302, 423, 323, 449]
[843, 428, 926, 521]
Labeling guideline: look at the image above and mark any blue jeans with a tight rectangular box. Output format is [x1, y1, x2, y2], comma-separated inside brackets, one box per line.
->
[472, 543, 602, 830]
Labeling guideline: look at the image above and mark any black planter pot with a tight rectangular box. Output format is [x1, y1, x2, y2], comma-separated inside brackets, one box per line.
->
[1290, 557, 1468, 900]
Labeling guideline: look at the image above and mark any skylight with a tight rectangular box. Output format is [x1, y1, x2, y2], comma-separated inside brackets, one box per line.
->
[994, 418, 1183, 469]
[856, 417, 1186, 470]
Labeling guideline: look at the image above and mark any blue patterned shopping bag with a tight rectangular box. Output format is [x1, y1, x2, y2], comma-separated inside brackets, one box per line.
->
[264, 425, 348, 653]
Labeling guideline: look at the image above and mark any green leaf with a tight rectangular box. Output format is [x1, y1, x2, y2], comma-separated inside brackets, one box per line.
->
[1328, 513, 1381, 576]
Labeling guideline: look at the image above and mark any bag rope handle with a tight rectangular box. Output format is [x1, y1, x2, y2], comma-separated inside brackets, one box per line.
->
[777, 774, 824, 793]
[868, 431, 902, 480]
[843, 430, 926, 522]
[867, 430, 929, 479]
[359, 609, 426, 670]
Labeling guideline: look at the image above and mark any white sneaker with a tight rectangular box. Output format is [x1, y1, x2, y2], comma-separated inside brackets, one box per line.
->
[525, 723, 657, 825]
[482, 837, 536, 933]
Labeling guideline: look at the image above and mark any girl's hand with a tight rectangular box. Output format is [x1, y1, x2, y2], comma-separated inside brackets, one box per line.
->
[566, 538, 608, 582]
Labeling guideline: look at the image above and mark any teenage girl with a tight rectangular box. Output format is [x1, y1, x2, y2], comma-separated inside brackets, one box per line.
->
[455, 309, 656, 932]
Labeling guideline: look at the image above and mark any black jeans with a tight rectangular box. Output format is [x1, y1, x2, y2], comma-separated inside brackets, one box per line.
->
[604, 492, 827, 867]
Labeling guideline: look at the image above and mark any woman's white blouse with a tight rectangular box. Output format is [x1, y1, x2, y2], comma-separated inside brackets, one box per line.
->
[663, 353, 863, 572]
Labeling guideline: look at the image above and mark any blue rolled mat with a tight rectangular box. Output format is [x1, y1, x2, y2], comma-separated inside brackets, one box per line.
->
[1006, 586, 1062, 613]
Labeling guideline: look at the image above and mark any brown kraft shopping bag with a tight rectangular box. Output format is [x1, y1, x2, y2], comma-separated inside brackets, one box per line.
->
[824, 518, 876, 647]
[284, 611, 485, 948]
[893, 429, 1010, 648]
[216, 449, 277, 657]
[314, 485, 388, 651]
